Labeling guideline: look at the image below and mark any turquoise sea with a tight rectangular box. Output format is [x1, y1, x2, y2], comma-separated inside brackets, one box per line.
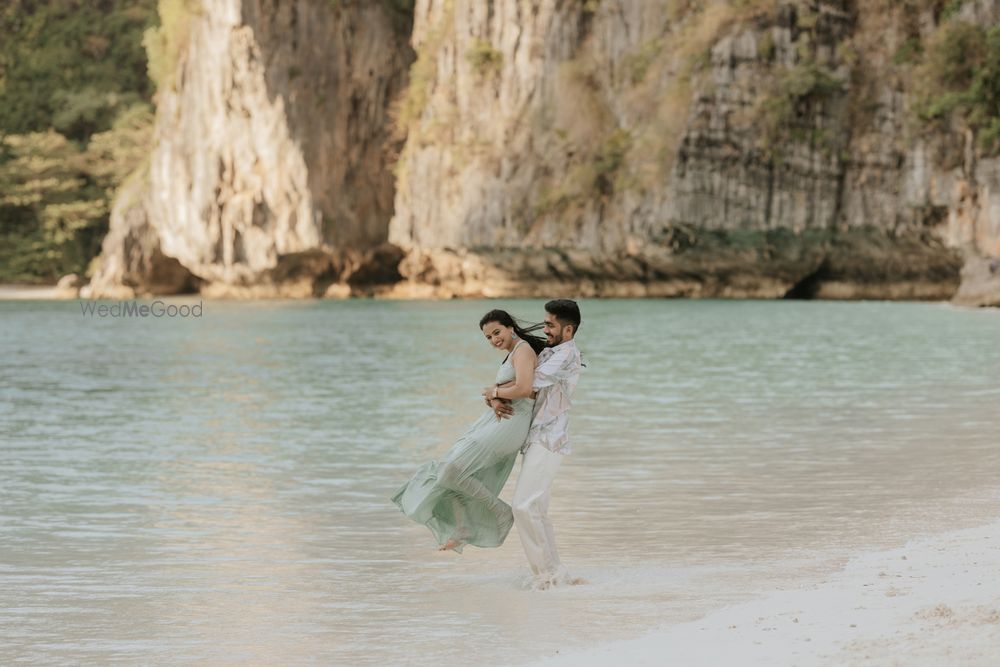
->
[2, 298, 999, 665]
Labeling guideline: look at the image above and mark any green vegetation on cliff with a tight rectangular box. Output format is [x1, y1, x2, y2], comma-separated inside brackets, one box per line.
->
[756, 62, 844, 160]
[748, 2, 1000, 164]
[0, 107, 153, 284]
[143, 0, 197, 91]
[396, 0, 454, 135]
[0, 0, 156, 140]
[0, 0, 157, 283]
[466, 39, 503, 75]
[918, 21, 1000, 154]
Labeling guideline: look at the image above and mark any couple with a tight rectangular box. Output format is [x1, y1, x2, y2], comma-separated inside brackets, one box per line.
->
[391, 299, 583, 589]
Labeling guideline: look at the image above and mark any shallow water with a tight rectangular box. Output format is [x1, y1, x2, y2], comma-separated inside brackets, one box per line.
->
[2, 298, 999, 665]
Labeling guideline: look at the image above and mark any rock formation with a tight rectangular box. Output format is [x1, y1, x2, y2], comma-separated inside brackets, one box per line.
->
[386, 0, 996, 303]
[86, 0, 413, 298]
[86, 0, 1000, 306]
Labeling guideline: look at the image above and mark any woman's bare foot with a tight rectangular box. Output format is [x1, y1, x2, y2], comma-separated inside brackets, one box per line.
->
[438, 538, 461, 551]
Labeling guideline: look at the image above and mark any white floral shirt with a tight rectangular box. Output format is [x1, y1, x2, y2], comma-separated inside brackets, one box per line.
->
[525, 339, 582, 455]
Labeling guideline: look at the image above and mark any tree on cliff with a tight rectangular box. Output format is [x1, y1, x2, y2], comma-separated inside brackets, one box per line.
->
[0, 0, 157, 283]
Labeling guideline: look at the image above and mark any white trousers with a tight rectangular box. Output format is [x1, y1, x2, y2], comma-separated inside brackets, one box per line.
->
[512, 443, 567, 584]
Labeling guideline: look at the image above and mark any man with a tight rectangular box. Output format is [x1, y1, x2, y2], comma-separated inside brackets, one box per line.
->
[488, 299, 584, 589]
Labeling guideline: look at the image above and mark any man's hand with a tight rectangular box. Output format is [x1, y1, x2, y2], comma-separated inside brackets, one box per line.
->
[490, 398, 514, 420]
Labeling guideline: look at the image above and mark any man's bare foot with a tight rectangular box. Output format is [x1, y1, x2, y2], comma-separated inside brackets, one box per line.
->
[438, 538, 461, 551]
[531, 574, 587, 590]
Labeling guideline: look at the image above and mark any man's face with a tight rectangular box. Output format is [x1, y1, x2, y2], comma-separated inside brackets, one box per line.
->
[542, 313, 570, 346]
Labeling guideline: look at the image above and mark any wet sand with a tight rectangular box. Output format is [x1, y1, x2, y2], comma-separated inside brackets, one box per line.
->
[525, 514, 1000, 666]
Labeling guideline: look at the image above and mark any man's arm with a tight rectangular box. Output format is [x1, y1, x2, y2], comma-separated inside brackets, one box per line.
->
[532, 345, 575, 391]
[490, 397, 514, 419]
[486, 380, 516, 419]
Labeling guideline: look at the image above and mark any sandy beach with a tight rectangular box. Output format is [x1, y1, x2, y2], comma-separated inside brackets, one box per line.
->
[0, 284, 60, 300]
[524, 517, 1000, 666]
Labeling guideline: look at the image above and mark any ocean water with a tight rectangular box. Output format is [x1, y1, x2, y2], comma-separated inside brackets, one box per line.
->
[2, 298, 999, 665]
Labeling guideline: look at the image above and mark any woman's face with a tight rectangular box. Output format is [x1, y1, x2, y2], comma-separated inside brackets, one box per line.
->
[481, 321, 514, 351]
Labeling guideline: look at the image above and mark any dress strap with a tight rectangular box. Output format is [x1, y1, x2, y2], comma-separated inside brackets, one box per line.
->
[503, 339, 526, 364]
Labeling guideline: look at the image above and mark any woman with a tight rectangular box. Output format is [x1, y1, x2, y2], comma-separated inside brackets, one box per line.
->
[391, 309, 547, 553]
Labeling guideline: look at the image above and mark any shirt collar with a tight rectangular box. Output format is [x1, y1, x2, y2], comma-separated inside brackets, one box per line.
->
[547, 338, 576, 352]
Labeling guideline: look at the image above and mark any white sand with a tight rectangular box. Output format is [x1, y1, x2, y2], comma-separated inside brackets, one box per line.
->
[525, 519, 1000, 666]
[0, 284, 59, 299]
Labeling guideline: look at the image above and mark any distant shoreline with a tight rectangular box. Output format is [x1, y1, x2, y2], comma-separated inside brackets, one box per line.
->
[1, 282, 996, 308]
[0, 284, 60, 300]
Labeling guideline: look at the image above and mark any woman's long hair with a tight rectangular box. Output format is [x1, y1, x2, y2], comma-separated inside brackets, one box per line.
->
[478, 309, 548, 356]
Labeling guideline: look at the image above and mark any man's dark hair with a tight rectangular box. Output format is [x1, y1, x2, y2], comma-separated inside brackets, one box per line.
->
[544, 299, 581, 334]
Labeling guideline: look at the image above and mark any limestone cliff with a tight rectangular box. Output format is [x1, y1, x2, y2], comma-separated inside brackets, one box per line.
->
[385, 0, 999, 304]
[87, 0, 1000, 305]
[86, 0, 412, 298]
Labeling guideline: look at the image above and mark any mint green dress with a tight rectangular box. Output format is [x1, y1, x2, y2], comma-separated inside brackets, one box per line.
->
[391, 340, 535, 553]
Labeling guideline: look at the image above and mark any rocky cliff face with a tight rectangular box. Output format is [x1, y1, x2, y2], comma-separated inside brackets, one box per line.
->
[386, 0, 1000, 303]
[86, 0, 412, 298]
[87, 0, 1000, 306]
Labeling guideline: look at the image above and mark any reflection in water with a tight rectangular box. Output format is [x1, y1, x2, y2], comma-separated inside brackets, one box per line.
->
[1, 299, 999, 665]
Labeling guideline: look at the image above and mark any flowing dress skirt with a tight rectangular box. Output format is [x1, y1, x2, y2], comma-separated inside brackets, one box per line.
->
[391, 398, 534, 553]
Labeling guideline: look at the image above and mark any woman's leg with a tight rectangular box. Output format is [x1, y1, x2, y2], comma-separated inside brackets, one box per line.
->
[439, 460, 508, 519]
[438, 493, 468, 551]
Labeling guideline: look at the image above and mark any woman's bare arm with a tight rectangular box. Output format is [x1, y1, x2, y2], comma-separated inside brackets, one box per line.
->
[481, 346, 537, 401]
